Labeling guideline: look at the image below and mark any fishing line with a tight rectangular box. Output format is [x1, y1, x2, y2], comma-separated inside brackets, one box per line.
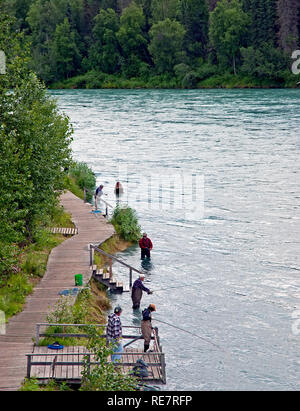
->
[152, 316, 228, 354]
[152, 281, 206, 293]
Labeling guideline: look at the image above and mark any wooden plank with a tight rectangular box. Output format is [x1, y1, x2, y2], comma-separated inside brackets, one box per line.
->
[28, 344, 165, 384]
[33, 347, 47, 379]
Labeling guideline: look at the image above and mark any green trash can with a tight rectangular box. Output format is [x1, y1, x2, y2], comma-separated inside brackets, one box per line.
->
[75, 274, 83, 286]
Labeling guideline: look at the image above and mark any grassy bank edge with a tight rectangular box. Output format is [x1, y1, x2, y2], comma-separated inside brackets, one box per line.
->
[49, 71, 300, 90]
[0, 207, 75, 321]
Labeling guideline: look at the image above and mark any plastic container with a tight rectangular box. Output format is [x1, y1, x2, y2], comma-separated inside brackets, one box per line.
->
[75, 274, 83, 286]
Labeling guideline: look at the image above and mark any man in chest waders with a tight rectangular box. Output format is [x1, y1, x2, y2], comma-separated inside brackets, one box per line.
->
[141, 304, 156, 352]
[131, 275, 152, 309]
[139, 233, 153, 260]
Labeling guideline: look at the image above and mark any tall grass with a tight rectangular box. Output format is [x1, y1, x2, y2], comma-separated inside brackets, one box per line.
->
[0, 208, 74, 321]
[65, 162, 96, 202]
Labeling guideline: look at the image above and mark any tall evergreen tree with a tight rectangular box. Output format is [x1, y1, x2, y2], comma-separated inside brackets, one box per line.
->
[149, 18, 186, 73]
[26, 0, 69, 82]
[150, 0, 180, 23]
[88, 8, 120, 73]
[116, 2, 148, 76]
[179, 0, 209, 60]
[209, 0, 250, 74]
[243, 0, 278, 48]
[277, 0, 300, 54]
[52, 17, 81, 80]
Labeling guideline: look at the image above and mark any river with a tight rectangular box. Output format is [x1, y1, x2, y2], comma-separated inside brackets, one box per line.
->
[51, 89, 300, 391]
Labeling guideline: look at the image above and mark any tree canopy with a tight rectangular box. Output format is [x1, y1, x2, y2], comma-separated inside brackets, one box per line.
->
[0, 6, 73, 277]
[1, 0, 299, 86]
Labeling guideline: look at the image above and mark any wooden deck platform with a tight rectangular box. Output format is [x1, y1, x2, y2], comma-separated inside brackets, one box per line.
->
[26, 323, 166, 385]
[27, 345, 166, 385]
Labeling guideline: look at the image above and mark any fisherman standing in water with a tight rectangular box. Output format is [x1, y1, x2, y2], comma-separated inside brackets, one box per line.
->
[141, 304, 156, 352]
[114, 181, 123, 197]
[131, 275, 152, 309]
[139, 233, 153, 260]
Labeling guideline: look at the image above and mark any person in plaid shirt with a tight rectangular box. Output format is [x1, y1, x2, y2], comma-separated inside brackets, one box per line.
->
[106, 306, 123, 362]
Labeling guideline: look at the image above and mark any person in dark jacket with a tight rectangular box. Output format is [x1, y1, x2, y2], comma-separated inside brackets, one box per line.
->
[131, 275, 152, 309]
[94, 184, 104, 210]
[139, 233, 153, 259]
[114, 181, 123, 197]
[141, 304, 156, 352]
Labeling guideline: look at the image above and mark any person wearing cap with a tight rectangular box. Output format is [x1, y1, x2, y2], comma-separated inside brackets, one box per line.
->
[106, 306, 123, 362]
[139, 233, 153, 260]
[131, 275, 153, 309]
[94, 184, 104, 210]
[141, 304, 156, 353]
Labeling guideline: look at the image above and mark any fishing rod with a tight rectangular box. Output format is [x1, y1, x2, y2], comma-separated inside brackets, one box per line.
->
[152, 316, 227, 353]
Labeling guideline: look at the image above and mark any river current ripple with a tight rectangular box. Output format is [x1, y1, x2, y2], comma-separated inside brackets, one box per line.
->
[51, 89, 300, 391]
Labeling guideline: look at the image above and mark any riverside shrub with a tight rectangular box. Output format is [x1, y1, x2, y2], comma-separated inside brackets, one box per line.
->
[110, 206, 141, 243]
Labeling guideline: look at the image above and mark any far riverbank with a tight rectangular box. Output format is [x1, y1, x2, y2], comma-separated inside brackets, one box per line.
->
[49, 71, 300, 90]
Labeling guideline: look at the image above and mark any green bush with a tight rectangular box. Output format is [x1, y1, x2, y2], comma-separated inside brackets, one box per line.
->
[110, 206, 141, 243]
[81, 326, 138, 391]
[67, 162, 96, 202]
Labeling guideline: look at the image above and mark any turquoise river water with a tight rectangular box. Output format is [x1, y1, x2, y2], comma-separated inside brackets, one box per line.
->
[51, 89, 300, 391]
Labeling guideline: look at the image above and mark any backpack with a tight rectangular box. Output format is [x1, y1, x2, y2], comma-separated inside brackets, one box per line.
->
[132, 358, 149, 378]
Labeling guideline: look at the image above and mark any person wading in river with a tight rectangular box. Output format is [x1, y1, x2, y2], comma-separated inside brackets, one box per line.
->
[114, 181, 123, 197]
[141, 304, 156, 352]
[139, 233, 153, 260]
[131, 275, 152, 309]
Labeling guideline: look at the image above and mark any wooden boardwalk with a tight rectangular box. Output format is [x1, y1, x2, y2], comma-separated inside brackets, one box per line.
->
[27, 346, 166, 385]
[0, 191, 115, 391]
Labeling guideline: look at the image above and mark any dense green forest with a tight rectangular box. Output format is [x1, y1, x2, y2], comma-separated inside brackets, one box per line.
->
[2, 0, 300, 88]
[0, 5, 74, 317]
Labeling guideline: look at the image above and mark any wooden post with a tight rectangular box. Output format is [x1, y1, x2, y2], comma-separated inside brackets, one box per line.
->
[109, 259, 113, 279]
[161, 353, 166, 384]
[87, 353, 91, 376]
[90, 245, 93, 267]
[84, 188, 87, 203]
[36, 324, 40, 345]
[51, 355, 58, 378]
[26, 355, 32, 379]
[129, 268, 133, 289]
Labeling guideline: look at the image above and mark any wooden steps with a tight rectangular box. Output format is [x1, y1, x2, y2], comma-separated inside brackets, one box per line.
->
[91, 267, 129, 293]
[49, 227, 78, 236]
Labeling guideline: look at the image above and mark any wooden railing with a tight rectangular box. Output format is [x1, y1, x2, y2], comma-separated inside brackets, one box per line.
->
[90, 244, 143, 289]
[83, 187, 114, 218]
[35, 323, 145, 345]
[28, 323, 166, 383]
[26, 350, 166, 383]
